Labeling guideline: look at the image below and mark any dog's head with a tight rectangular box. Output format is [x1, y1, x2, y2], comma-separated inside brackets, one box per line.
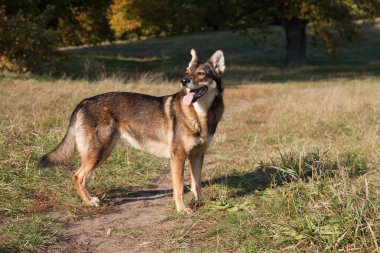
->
[181, 49, 225, 106]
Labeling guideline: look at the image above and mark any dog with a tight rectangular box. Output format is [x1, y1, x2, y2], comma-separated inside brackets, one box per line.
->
[37, 49, 225, 213]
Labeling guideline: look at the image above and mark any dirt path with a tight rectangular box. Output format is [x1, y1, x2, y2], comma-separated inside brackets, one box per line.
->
[50, 174, 177, 253]
[49, 98, 259, 253]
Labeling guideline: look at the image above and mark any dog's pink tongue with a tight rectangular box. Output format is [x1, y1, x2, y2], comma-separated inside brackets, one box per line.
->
[183, 92, 195, 105]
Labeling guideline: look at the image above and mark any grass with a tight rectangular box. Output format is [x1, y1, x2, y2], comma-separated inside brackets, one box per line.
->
[0, 79, 173, 214]
[1, 22, 380, 252]
[0, 215, 61, 252]
[159, 79, 380, 252]
[54, 22, 380, 83]
[0, 79, 173, 251]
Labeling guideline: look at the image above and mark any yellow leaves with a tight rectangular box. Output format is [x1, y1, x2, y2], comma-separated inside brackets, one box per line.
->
[108, 0, 141, 38]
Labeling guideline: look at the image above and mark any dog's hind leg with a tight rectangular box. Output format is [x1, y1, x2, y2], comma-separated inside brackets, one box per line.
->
[73, 119, 118, 206]
[73, 137, 116, 206]
[73, 156, 100, 206]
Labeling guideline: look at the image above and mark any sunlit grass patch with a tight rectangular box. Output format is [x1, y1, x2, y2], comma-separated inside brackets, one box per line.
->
[265, 175, 380, 251]
[1, 25, 380, 251]
[162, 149, 379, 252]
[158, 79, 380, 252]
[0, 78, 173, 216]
[88, 147, 168, 198]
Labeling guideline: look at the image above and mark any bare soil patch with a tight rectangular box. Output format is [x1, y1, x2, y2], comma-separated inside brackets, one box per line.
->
[50, 174, 177, 253]
[47, 89, 260, 253]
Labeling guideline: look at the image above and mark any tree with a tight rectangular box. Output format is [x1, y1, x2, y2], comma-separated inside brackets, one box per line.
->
[108, 0, 230, 37]
[108, 0, 141, 39]
[230, 0, 380, 66]
[114, 0, 380, 66]
[55, 0, 114, 46]
[0, 0, 114, 72]
[0, 1, 58, 72]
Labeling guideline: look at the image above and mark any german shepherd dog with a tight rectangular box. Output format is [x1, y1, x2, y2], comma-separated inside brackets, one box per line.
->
[38, 49, 225, 213]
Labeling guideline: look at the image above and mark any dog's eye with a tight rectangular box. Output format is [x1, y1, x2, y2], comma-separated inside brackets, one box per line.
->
[185, 69, 190, 75]
[197, 72, 205, 77]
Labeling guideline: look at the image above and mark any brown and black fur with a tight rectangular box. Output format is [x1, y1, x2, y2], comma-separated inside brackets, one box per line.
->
[38, 49, 225, 213]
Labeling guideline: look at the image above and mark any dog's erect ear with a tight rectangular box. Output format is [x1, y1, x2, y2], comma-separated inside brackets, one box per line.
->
[209, 50, 225, 75]
[187, 49, 198, 69]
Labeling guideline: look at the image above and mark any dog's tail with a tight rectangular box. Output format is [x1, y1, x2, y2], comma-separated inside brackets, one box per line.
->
[37, 111, 78, 169]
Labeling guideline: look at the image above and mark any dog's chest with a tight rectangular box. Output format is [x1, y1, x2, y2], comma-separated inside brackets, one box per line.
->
[183, 95, 224, 153]
[181, 113, 212, 153]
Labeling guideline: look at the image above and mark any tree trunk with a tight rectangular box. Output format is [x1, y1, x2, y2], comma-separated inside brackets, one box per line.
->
[283, 18, 307, 67]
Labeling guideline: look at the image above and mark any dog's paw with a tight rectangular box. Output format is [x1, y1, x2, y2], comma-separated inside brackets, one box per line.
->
[89, 197, 100, 207]
[189, 199, 204, 210]
[180, 207, 194, 215]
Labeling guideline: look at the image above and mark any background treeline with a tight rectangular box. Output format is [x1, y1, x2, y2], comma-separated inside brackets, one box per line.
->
[1, 0, 379, 73]
[0, 0, 112, 72]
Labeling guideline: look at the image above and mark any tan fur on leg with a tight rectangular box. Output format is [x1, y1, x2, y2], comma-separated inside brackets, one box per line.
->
[73, 158, 98, 206]
[170, 152, 191, 213]
[189, 153, 205, 202]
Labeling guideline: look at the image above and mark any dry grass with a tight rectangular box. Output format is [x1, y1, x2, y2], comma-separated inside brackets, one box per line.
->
[1, 74, 379, 252]
[164, 78, 380, 252]
[1, 23, 380, 251]
[0, 76, 177, 215]
[220, 78, 380, 164]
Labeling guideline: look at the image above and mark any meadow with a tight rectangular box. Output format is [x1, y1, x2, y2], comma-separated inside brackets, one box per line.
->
[1, 23, 380, 252]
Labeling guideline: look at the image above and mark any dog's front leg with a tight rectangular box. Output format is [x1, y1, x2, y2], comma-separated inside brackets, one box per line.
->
[189, 152, 205, 202]
[170, 151, 191, 213]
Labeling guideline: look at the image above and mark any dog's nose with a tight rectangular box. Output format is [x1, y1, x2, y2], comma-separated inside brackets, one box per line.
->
[181, 77, 190, 86]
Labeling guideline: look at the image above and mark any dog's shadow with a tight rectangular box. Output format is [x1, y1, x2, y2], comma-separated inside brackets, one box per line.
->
[204, 167, 284, 197]
[107, 156, 368, 207]
[107, 188, 172, 205]
[106, 166, 284, 206]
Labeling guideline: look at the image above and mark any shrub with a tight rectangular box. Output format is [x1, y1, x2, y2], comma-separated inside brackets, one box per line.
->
[0, 5, 58, 73]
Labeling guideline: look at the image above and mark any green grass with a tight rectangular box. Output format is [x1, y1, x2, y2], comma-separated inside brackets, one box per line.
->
[0, 79, 172, 250]
[0, 79, 172, 215]
[161, 151, 379, 252]
[0, 215, 61, 252]
[158, 78, 380, 252]
[1, 22, 380, 252]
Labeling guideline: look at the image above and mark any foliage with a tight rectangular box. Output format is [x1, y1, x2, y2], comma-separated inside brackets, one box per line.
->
[0, 3, 57, 73]
[0, 0, 114, 73]
[1, 0, 379, 72]
[55, 0, 114, 46]
[108, 0, 141, 39]
[227, 0, 380, 53]
[107, 0, 232, 37]
[1, 29, 380, 249]
[108, 0, 380, 56]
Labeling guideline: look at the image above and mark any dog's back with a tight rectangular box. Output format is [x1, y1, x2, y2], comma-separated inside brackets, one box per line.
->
[38, 49, 225, 212]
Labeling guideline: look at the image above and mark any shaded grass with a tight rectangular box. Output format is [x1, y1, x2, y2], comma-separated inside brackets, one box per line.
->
[54, 23, 380, 83]
[207, 149, 369, 198]
[1, 23, 380, 252]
